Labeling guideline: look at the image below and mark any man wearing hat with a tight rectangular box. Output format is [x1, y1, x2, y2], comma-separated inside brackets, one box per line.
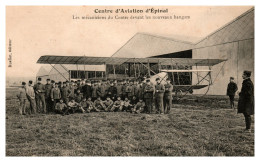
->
[144, 79, 154, 113]
[97, 80, 107, 100]
[115, 80, 123, 100]
[51, 80, 55, 88]
[68, 81, 76, 100]
[45, 79, 53, 112]
[126, 80, 135, 100]
[238, 71, 254, 132]
[154, 77, 165, 114]
[226, 77, 238, 109]
[17, 82, 28, 115]
[136, 79, 145, 101]
[34, 77, 46, 113]
[121, 79, 127, 100]
[164, 78, 173, 114]
[107, 82, 117, 101]
[91, 80, 99, 101]
[26, 80, 36, 114]
[61, 81, 71, 105]
[82, 80, 92, 99]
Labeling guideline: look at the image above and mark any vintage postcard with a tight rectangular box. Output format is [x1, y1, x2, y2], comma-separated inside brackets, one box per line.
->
[5, 6, 254, 156]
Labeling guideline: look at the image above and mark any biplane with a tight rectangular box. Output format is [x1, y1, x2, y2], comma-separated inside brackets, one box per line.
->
[37, 55, 227, 97]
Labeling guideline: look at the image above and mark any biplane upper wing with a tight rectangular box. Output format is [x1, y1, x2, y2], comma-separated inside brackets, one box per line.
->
[37, 55, 227, 66]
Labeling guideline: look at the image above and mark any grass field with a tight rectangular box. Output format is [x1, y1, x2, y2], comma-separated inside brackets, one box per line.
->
[6, 88, 254, 156]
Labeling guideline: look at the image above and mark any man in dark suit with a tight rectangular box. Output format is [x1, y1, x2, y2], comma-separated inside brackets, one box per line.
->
[237, 71, 254, 132]
[144, 79, 154, 114]
[226, 77, 238, 109]
[164, 78, 173, 114]
[82, 80, 92, 99]
[45, 79, 53, 112]
[34, 77, 46, 113]
[155, 78, 165, 114]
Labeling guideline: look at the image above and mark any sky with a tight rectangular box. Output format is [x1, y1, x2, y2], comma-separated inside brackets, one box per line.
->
[6, 6, 252, 78]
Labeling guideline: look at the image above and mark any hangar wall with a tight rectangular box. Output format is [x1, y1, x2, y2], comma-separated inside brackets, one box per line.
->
[192, 39, 254, 95]
[192, 8, 254, 95]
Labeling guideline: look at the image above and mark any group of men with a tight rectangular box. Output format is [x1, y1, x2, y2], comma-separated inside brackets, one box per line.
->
[16, 70, 254, 132]
[17, 77, 174, 116]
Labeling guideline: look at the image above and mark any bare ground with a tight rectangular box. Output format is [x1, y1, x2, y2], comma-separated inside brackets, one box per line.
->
[6, 88, 254, 156]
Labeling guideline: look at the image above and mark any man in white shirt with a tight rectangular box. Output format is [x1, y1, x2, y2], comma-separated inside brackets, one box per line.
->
[26, 80, 36, 114]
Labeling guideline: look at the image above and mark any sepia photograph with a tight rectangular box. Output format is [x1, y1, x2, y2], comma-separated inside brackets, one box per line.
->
[5, 5, 254, 156]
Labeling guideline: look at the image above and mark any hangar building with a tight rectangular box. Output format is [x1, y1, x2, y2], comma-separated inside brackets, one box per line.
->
[112, 8, 254, 95]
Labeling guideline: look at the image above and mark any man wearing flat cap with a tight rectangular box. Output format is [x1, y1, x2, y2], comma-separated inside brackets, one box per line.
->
[164, 78, 173, 114]
[144, 79, 154, 113]
[155, 77, 165, 114]
[17, 82, 28, 115]
[26, 80, 36, 114]
[34, 77, 46, 113]
[226, 77, 238, 109]
[45, 79, 53, 112]
[237, 70, 254, 132]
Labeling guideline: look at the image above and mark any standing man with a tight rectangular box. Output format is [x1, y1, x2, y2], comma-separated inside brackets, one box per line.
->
[238, 71, 254, 132]
[82, 80, 92, 99]
[74, 89, 84, 103]
[164, 78, 173, 114]
[61, 81, 70, 104]
[26, 80, 36, 114]
[107, 82, 117, 101]
[17, 82, 28, 115]
[121, 79, 127, 100]
[34, 77, 46, 113]
[116, 80, 123, 99]
[45, 79, 53, 112]
[137, 79, 145, 101]
[144, 79, 154, 114]
[226, 77, 238, 109]
[68, 81, 76, 101]
[51, 84, 61, 111]
[126, 81, 134, 100]
[133, 80, 139, 100]
[97, 80, 107, 100]
[154, 78, 165, 114]
[91, 81, 98, 101]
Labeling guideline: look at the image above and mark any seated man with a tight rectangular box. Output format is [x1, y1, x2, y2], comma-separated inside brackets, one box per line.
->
[122, 97, 133, 112]
[55, 99, 69, 115]
[110, 96, 123, 112]
[85, 97, 97, 113]
[68, 99, 85, 113]
[131, 95, 138, 106]
[79, 97, 88, 112]
[132, 99, 145, 114]
[103, 96, 114, 112]
[93, 96, 105, 112]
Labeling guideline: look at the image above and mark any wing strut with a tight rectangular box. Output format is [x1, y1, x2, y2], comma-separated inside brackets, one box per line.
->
[48, 63, 69, 81]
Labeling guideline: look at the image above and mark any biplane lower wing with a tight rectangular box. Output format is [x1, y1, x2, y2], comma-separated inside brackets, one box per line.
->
[174, 85, 208, 92]
[161, 69, 212, 72]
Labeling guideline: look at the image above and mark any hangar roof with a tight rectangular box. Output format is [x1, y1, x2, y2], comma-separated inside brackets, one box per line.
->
[111, 7, 254, 57]
[111, 33, 195, 58]
[195, 8, 254, 48]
